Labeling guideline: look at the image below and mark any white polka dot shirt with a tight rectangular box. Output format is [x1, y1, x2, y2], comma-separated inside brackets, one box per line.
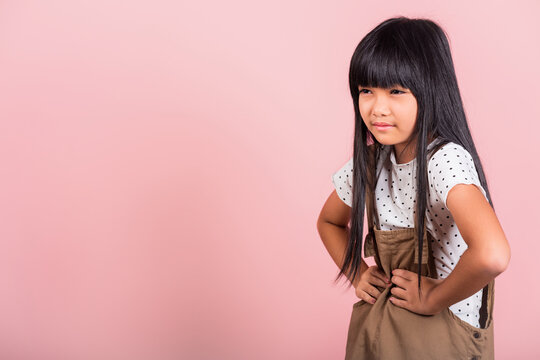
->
[331, 140, 487, 328]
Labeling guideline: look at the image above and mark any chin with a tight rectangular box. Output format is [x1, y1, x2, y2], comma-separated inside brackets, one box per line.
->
[372, 134, 398, 146]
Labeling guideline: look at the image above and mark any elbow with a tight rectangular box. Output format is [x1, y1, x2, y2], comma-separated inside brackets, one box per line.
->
[316, 215, 327, 232]
[317, 216, 332, 238]
[484, 243, 511, 275]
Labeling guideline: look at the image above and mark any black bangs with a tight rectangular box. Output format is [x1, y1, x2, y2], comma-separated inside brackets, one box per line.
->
[349, 18, 428, 96]
[350, 43, 416, 92]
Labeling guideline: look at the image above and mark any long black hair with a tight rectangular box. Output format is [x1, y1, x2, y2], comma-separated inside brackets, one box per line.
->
[335, 16, 495, 299]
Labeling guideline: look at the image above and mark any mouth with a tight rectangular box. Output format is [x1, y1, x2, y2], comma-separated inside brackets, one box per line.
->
[372, 123, 395, 131]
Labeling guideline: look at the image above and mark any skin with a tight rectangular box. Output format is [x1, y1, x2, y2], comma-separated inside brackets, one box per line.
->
[317, 85, 511, 316]
[358, 84, 423, 164]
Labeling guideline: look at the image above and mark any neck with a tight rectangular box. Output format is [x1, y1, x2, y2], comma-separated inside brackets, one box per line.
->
[393, 135, 436, 164]
[393, 144, 416, 164]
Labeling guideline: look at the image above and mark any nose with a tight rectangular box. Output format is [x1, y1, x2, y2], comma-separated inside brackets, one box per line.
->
[372, 96, 391, 117]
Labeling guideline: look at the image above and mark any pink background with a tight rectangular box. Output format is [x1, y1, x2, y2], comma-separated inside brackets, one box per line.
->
[0, 1, 538, 359]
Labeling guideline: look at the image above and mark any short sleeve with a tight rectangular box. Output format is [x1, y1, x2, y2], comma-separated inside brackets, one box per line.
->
[331, 158, 354, 207]
[428, 143, 488, 207]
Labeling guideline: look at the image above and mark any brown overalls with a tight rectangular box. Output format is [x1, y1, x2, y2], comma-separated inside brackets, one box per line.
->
[344, 184, 495, 360]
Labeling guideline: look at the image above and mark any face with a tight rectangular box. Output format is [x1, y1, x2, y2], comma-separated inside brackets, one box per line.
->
[358, 85, 418, 149]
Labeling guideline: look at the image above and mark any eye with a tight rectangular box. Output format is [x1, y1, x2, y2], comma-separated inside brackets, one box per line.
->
[359, 88, 405, 95]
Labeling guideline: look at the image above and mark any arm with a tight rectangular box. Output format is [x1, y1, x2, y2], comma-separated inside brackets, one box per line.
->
[428, 183, 511, 311]
[317, 190, 369, 288]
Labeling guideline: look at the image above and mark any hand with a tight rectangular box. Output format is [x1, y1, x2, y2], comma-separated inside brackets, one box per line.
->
[389, 268, 445, 315]
[355, 265, 392, 304]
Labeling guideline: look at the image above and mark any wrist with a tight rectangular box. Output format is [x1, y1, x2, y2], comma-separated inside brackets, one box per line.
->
[426, 278, 446, 314]
[352, 259, 369, 288]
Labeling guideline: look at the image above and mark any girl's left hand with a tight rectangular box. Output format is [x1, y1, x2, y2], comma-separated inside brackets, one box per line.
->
[389, 269, 445, 315]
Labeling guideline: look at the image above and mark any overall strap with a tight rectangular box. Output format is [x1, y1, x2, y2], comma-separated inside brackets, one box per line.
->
[480, 279, 495, 328]
[363, 183, 382, 269]
[363, 144, 383, 259]
[368, 146, 384, 231]
[362, 145, 379, 259]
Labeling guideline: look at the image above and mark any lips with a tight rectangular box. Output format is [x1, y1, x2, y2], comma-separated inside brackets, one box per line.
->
[372, 122, 394, 131]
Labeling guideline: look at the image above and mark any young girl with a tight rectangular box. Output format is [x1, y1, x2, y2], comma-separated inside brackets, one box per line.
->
[317, 17, 510, 359]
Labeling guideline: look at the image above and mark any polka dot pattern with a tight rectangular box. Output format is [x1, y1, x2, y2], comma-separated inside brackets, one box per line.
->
[428, 143, 488, 207]
[331, 158, 354, 207]
[331, 140, 485, 328]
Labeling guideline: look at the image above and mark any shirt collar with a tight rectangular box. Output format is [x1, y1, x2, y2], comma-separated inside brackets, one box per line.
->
[388, 138, 440, 167]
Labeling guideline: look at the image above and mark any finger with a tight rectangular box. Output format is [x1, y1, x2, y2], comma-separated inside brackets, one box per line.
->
[389, 296, 407, 310]
[390, 285, 408, 301]
[370, 272, 391, 288]
[390, 275, 407, 289]
[369, 270, 388, 286]
[378, 269, 391, 283]
[374, 268, 391, 284]
[392, 268, 413, 281]
[355, 282, 379, 304]
[357, 289, 376, 304]
[391, 272, 412, 286]
[364, 284, 383, 302]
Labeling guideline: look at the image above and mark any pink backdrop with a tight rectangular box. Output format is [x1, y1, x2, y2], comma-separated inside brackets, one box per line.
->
[0, 1, 537, 359]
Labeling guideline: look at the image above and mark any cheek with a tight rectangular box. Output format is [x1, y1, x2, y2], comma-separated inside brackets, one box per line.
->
[358, 105, 369, 122]
[407, 99, 418, 122]
[358, 102, 368, 115]
[398, 103, 417, 128]
[408, 109, 418, 128]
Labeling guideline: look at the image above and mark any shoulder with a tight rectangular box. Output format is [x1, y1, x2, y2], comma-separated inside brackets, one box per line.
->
[428, 142, 473, 165]
[330, 144, 383, 207]
[331, 157, 354, 206]
[427, 142, 487, 207]
[332, 144, 380, 175]
[339, 157, 354, 177]
[427, 142, 476, 177]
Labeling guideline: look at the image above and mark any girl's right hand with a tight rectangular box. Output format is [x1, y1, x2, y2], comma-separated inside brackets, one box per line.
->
[355, 265, 392, 304]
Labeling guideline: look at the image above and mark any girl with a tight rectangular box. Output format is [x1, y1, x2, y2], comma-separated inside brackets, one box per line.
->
[317, 17, 510, 359]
